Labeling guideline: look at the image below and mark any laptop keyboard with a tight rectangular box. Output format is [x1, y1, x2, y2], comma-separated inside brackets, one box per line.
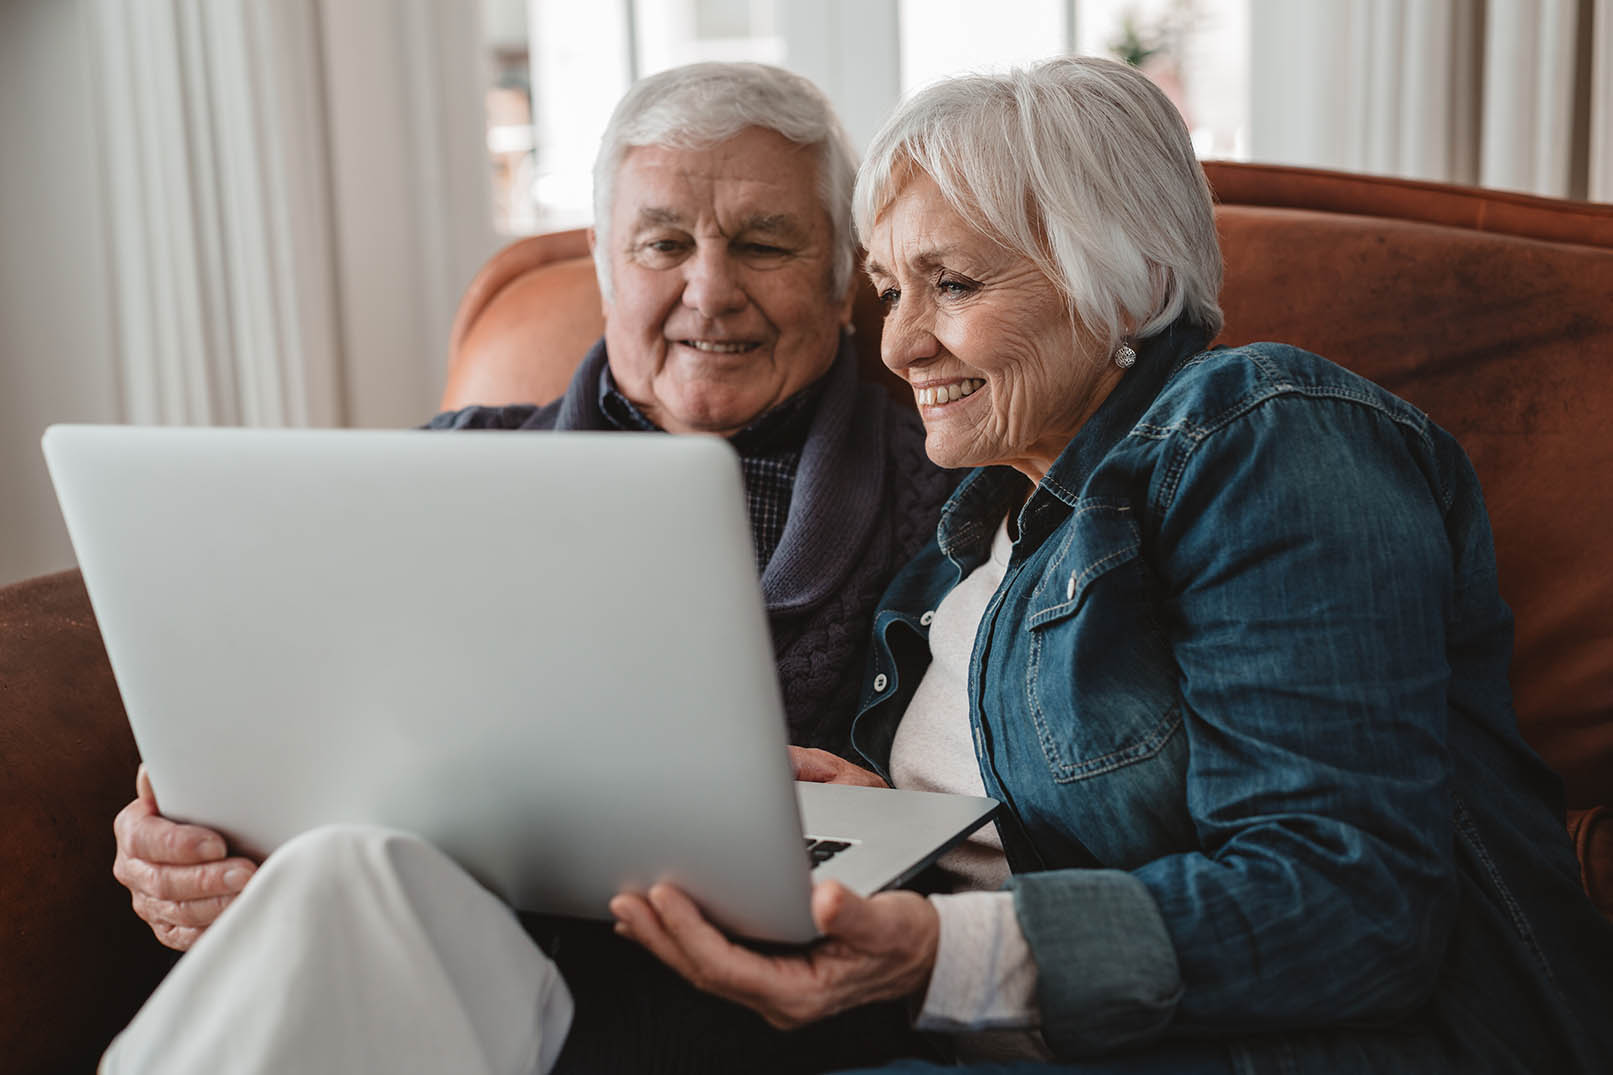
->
[804, 838, 852, 867]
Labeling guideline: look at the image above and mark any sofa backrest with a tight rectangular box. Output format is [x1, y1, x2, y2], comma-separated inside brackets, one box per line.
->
[440, 161, 1613, 816]
[1204, 162, 1613, 812]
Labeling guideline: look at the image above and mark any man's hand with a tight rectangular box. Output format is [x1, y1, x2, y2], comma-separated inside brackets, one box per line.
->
[609, 880, 939, 1029]
[112, 765, 257, 951]
[788, 746, 888, 788]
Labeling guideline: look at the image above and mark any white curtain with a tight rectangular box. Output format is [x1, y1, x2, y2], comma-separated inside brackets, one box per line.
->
[88, 0, 496, 432]
[91, 0, 343, 427]
[1250, 0, 1613, 202]
[1593, 0, 1613, 198]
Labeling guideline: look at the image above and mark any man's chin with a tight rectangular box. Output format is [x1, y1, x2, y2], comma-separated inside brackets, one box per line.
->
[657, 392, 773, 437]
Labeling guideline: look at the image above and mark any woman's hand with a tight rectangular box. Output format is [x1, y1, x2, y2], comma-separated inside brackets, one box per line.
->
[788, 746, 889, 788]
[610, 880, 939, 1029]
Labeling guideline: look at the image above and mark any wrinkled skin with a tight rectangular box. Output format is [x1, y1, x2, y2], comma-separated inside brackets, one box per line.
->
[112, 766, 257, 951]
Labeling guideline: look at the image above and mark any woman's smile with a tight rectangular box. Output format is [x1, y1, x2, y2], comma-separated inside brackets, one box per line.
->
[912, 378, 984, 407]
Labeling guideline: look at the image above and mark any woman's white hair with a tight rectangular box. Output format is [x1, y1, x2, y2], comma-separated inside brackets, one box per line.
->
[854, 56, 1223, 351]
[592, 62, 858, 302]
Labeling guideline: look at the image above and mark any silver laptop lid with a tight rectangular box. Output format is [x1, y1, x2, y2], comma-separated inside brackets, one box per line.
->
[45, 425, 822, 940]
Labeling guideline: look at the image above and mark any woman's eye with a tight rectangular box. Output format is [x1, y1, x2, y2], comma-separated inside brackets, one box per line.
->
[877, 287, 900, 310]
[938, 276, 975, 296]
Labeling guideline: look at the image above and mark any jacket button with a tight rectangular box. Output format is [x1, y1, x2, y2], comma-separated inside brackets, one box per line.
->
[919, 610, 935, 626]
[873, 673, 889, 692]
[1066, 574, 1077, 601]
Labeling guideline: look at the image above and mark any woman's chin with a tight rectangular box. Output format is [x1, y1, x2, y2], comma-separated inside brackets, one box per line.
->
[922, 433, 991, 472]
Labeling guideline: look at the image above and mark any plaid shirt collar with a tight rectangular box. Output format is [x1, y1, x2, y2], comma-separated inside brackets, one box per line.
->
[596, 366, 822, 452]
[597, 366, 826, 571]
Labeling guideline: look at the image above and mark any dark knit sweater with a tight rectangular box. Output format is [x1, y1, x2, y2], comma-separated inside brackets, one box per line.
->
[427, 336, 953, 756]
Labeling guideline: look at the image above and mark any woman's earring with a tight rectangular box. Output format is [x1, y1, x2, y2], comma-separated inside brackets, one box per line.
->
[1114, 342, 1137, 370]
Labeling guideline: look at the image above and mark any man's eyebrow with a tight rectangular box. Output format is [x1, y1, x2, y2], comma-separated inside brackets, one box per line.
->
[737, 213, 805, 238]
[627, 209, 805, 239]
[630, 207, 686, 230]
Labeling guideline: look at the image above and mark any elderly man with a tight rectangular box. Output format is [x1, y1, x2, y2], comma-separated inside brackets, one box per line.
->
[426, 63, 950, 752]
[102, 64, 951, 1074]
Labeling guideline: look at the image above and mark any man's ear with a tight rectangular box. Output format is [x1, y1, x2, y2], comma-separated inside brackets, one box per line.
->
[838, 275, 860, 327]
[588, 227, 610, 320]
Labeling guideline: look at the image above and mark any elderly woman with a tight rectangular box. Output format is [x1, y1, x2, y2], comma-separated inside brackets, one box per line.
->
[610, 57, 1613, 1073]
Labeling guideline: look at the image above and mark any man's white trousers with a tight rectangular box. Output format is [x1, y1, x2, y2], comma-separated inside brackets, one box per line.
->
[101, 825, 574, 1074]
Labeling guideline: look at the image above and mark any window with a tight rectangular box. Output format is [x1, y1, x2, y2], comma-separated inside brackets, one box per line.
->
[481, 0, 1251, 236]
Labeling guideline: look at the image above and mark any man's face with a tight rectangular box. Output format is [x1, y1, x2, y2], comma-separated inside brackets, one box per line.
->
[598, 127, 851, 436]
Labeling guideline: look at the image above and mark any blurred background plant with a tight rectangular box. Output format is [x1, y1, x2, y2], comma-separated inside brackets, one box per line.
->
[1109, 0, 1200, 127]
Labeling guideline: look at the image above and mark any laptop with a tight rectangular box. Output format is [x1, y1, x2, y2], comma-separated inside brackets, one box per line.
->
[42, 425, 997, 944]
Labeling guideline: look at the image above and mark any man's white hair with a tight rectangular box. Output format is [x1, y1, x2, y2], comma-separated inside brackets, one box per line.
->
[592, 62, 858, 302]
[854, 56, 1223, 353]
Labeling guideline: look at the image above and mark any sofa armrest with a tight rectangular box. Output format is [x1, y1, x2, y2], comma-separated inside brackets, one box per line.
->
[0, 570, 177, 1074]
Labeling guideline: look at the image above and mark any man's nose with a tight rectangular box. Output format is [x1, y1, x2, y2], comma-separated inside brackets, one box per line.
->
[681, 245, 747, 319]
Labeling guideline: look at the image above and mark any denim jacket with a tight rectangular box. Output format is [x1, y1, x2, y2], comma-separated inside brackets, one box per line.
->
[850, 324, 1613, 1073]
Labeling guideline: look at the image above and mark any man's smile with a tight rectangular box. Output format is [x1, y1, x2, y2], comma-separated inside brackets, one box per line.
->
[676, 339, 762, 354]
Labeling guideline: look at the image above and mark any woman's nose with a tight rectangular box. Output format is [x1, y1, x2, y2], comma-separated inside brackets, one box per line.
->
[880, 300, 939, 374]
[681, 246, 747, 319]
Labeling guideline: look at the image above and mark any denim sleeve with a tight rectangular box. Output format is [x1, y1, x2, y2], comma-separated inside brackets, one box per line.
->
[1009, 868, 1183, 1053]
[1014, 393, 1462, 1053]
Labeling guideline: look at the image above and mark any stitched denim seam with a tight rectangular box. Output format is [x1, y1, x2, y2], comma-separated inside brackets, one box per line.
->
[1027, 524, 1083, 606]
[937, 477, 997, 558]
[1154, 423, 1204, 519]
[1434, 443, 1456, 514]
[1028, 504, 1112, 599]
[1040, 471, 1082, 503]
[1153, 389, 1437, 516]
[1026, 624, 1184, 782]
[940, 516, 994, 563]
[1198, 383, 1433, 450]
[1054, 704, 1181, 783]
[1453, 794, 1557, 989]
[1027, 542, 1139, 627]
[1131, 419, 1192, 440]
[1026, 501, 1135, 614]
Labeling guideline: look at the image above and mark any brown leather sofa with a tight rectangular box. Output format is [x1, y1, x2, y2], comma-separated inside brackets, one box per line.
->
[3, 161, 1609, 1074]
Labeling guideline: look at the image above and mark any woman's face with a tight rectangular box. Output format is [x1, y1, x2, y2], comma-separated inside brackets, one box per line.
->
[864, 172, 1124, 483]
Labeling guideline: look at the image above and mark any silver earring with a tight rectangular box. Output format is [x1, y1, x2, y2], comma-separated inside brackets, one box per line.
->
[1114, 343, 1137, 370]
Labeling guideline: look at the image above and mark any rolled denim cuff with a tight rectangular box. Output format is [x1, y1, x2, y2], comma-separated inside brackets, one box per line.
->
[1009, 868, 1182, 1057]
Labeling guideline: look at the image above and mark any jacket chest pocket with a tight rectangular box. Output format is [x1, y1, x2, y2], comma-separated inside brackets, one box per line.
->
[1023, 501, 1182, 784]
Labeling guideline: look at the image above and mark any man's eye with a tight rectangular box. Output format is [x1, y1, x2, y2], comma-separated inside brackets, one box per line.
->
[938, 276, 975, 296]
[877, 287, 900, 310]
[646, 239, 686, 254]
[740, 242, 787, 256]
